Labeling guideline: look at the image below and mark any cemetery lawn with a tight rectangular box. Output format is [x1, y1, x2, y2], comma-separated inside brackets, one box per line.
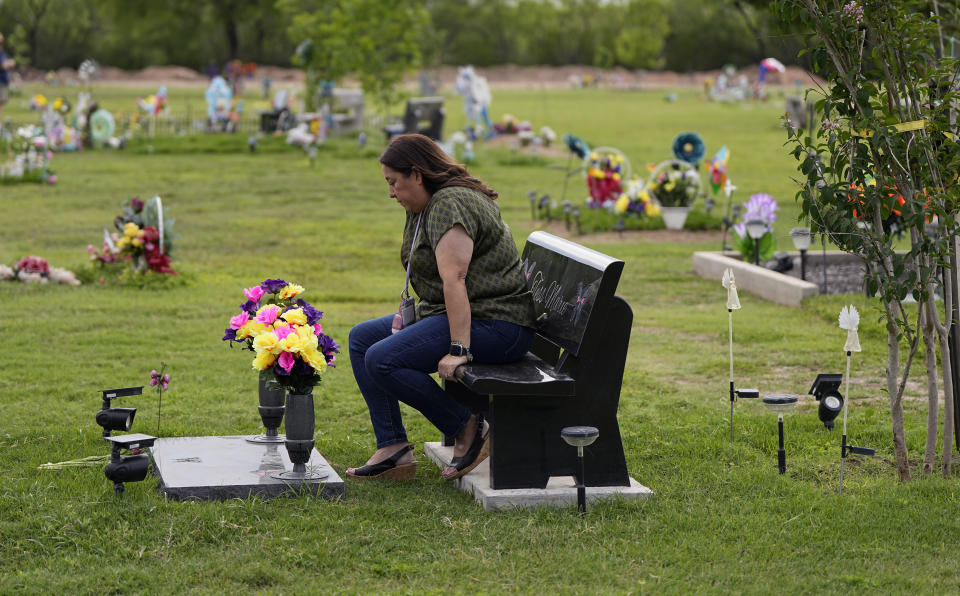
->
[2, 85, 958, 594]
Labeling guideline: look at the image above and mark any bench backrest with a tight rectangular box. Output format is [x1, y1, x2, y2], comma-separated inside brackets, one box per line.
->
[519, 231, 624, 357]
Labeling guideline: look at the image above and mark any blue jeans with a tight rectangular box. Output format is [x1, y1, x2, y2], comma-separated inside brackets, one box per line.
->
[349, 314, 534, 448]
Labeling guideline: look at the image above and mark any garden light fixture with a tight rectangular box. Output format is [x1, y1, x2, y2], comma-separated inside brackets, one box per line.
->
[96, 386, 143, 438]
[561, 425, 599, 515]
[790, 227, 811, 280]
[837, 305, 874, 494]
[722, 268, 757, 439]
[761, 394, 798, 474]
[809, 373, 844, 430]
[745, 218, 766, 266]
[104, 433, 156, 495]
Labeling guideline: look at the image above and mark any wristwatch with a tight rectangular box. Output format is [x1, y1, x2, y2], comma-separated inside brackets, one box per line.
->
[449, 341, 473, 361]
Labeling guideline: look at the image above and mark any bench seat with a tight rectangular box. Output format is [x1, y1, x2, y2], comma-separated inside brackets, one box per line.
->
[458, 353, 575, 398]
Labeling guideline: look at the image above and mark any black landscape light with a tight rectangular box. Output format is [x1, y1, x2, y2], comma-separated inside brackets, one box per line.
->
[561, 426, 599, 515]
[745, 218, 766, 266]
[762, 394, 798, 474]
[104, 433, 156, 495]
[809, 373, 844, 430]
[97, 386, 144, 438]
[790, 227, 812, 280]
[528, 190, 538, 219]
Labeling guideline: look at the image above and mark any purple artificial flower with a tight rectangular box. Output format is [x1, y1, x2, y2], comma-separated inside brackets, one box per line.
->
[295, 299, 323, 325]
[222, 328, 238, 342]
[319, 334, 341, 356]
[734, 193, 779, 237]
[160, 374, 170, 391]
[240, 300, 259, 315]
[130, 198, 144, 212]
[150, 370, 159, 387]
[291, 357, 312, 376]
[260, 278, 288, 294]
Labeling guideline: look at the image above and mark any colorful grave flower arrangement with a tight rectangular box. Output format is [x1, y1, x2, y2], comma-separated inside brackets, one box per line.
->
[649, 167, 700, 208]
[1, 126, 55, 184]
[90, 197, 176, 275]
[732, 193, 779, 262]
[1, 255, 80, 285]
[586, 151, 625, 208]
[223, 279, 340, 395]
[614, 178, 661, 218]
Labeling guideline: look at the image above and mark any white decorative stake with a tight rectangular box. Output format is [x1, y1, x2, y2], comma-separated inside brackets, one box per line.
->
[837, 304, 873, 494]
[154, 196, 165, 255]
[723, 268, 756, 438]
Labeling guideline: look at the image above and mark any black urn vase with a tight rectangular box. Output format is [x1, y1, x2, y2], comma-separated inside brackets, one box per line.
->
[247, 379, 286, 444]
[271, 391, 326, 480]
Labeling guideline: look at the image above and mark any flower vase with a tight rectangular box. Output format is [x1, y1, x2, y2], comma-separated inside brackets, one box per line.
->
[660, 206, 690, 230]
[271, 392, 327, 481]
[246, 379, 286, 444]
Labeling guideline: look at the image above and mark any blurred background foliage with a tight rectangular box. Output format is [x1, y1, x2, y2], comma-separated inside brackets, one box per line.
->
[0, 0, 803, 72]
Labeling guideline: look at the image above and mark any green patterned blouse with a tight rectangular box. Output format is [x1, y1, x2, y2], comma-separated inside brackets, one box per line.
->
[400, 186, 535, 327]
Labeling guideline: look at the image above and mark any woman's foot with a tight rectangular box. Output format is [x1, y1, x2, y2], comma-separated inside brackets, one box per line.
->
[346, 443, 417, 480]
[441, 414, 489, 480]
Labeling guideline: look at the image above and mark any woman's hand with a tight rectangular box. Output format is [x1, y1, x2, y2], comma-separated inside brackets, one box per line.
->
[438, 353, 468, 382]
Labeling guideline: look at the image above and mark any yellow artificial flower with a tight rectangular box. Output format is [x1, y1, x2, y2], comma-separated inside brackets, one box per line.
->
[278, 284, 304, 299]
[664, 181, 676, 192]
[282, 307, 307, 325]
[647, 203, 661, 216]
[639, 189, 651, 203]
[590, 152, 599, 161]
[237, 320, 269, 340]
[280, 330, 306, 353]
[301, 347, 327, 371]
[612, 173, 621, 182]
[123, 222, 140, 237]
[131, 238, 143, 247]
[615, 155, 623, 164]
[252, 351, 277, 371]
[253, 331, 282, 355]
[117, 236, 130, 248]
[297, 324, 319, 350]
[614, 194, 629, 215]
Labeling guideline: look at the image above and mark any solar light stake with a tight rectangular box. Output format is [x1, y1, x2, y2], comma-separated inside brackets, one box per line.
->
[762, 394, 798, 473]
[561, 426, 599, 516]
[778, 414, 786, 474]
[837, 305, 873, 494]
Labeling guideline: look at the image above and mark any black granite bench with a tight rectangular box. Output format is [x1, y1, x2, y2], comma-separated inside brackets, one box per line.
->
[445, 231, 633, 490]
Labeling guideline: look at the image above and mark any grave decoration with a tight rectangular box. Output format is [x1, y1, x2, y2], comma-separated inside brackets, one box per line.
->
[454, 66, 494, 139]
[836, 304, 874, 494]
[671, 132, 706, 166]
[1, 255, 80, 285]
[88, 196, 176, 277]
[149, 364, 171, 436]
[30, 93, 81, 152]
[585, 150, 626, 209]
[731, 193, 778, 264]
[205, 75, 241, 132]
[648, 159, 702, 230]
[222, 279, 340, 481]
[1, 126, 55, 183]
[722, 268, 757, 438]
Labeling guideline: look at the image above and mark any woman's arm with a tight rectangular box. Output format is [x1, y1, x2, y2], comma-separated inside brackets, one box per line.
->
[435, 224, 473, 379]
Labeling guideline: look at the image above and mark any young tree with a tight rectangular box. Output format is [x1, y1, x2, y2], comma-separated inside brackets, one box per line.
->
[779, 0, 960, 479]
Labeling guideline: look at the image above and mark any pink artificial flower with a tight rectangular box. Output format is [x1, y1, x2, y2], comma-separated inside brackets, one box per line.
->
[243, 285, 265, 302]
[274, 325, 295, 340]
[278, 351, 295, 372]
[47, 175, 57, 184]
[87, 244, 96, 254]
[149, 369, 159, 387]
[256, 305, 279, 325]
[230, 311, 250, 329]
[313, 323, 324, 335]
[160, 374, 170, 391]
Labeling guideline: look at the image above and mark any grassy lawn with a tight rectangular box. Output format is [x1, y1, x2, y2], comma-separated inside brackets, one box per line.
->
[2, 84, 958, 594]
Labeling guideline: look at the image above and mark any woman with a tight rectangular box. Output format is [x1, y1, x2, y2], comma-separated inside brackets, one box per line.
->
[346, 133, 536, 481]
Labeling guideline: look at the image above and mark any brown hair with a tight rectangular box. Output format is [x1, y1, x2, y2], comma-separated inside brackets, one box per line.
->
[379, 133, 498, 200]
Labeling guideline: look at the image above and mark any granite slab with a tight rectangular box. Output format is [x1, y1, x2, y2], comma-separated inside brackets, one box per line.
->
[151, 435, 344, 501]
[424, 442, 652, 512]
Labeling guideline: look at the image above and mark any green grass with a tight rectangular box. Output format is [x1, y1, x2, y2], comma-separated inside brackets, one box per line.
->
[2, 84, 958, 594]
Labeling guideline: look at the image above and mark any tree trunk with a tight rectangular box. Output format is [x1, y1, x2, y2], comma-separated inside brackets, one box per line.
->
[935, 266, 956, 476]
[885, 299, 912, 481]
[922, 298, 938, 474]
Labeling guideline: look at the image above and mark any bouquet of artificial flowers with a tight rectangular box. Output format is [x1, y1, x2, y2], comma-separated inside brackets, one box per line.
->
[732, 193, 779, 263]
[93, 196, 176, 275]
[586, 151, 625, 208]
[1, 255, 80, 285]
[222, 279, 340, 395]
[650, 167, 699, 208]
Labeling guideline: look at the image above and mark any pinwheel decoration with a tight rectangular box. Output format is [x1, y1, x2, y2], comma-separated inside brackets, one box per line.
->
[708, 146, 730, 196]
[672, 132, 706, 166]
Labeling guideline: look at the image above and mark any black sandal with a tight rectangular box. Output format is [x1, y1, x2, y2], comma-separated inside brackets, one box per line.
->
[346, 444, 417, 480]
[443, 414, 489, 480]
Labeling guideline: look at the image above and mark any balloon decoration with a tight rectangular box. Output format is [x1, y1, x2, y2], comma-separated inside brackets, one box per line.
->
[708, 146, 730, 196]
[671, 132, 705, 166]
[90, 109, 116, 146]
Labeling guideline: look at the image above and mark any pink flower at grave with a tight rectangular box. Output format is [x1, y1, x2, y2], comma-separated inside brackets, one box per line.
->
[256, 305, 279, 325]
[313, 323, 323, 336]
[274, 324, 295, 340]
[243, 285, 265, 302]
[278, 351, 295, 372]
[230, 311, 250, 330]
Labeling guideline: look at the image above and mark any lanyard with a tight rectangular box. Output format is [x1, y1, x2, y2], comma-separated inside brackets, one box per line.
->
[402, 213, 422, 299]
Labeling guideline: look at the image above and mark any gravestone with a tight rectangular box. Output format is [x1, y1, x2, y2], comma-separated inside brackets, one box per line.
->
[151, 435, 344, 501]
